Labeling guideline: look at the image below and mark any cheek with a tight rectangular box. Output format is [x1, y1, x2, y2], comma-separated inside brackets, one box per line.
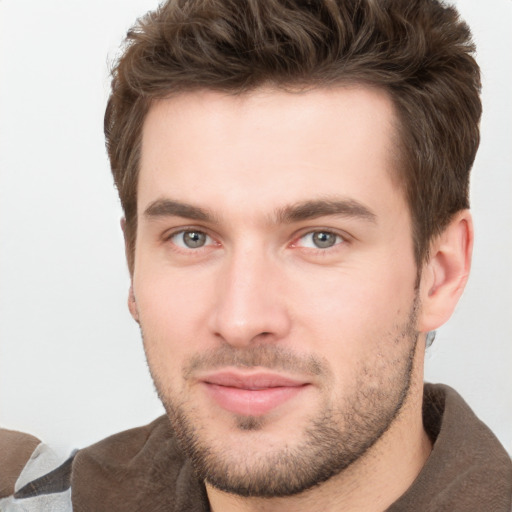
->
[290, 259, 416, 354]
[133, 269, 214, 366]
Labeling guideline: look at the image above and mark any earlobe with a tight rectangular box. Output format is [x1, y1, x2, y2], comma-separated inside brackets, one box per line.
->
[128, 284, 140, 323]
[418, 210, 473, 332]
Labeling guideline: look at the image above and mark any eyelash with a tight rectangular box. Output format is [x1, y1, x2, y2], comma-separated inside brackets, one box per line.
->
[164, 228, 219, 253]
[290, 229, 347, 253]
[164, 227, 347, 254]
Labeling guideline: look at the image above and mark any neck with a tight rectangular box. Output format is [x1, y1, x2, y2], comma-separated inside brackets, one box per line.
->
[206, 345, 431, 512]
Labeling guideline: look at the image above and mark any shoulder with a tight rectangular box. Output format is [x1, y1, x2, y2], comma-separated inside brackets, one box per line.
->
[71, 414, 207, 511]
[388, 383, 512, 512]
[0, 416, 208, 512]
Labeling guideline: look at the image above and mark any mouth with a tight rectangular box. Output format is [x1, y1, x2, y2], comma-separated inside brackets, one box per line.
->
[199, 371, 310, 416]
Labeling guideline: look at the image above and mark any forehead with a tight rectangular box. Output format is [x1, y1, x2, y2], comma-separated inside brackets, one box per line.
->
[138, 86, 405, 221]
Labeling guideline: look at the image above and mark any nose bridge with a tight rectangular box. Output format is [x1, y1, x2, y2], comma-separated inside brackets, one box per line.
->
[211, 239, 289, 346]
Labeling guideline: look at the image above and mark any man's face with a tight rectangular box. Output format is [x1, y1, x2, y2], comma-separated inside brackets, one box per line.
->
[132, 87, 421, 496]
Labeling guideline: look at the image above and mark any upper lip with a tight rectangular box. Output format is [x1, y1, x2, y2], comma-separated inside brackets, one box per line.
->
[199, 370, 308, 390]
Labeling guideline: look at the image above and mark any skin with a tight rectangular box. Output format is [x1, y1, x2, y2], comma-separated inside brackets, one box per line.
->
[128, 86, 473, 511]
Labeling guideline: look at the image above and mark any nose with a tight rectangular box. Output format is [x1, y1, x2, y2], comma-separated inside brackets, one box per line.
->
[208, 245, 291, 348]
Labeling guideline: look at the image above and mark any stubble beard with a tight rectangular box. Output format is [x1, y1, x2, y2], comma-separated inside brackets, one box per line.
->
[143, 298, 420, 498]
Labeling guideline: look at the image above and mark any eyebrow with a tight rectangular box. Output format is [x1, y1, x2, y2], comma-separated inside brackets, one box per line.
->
[143, 197, 377, 224]
[276, 199, 377, 224]
[144, 199, 216, 222]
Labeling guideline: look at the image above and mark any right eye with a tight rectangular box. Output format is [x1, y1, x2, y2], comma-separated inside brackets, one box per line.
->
[169, 230, 214, 249]
[296, 230, 344, 250]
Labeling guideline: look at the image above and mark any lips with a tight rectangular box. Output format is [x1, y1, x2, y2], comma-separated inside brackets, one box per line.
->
[200, 371, 309, 416]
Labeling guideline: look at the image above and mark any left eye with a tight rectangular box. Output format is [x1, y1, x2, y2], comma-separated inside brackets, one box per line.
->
[297, 231, 344, 249]
[170, 230, 213, 249]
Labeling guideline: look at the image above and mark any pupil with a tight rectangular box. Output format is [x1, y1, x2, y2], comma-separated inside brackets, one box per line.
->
[184, 231, 205, 248]
[313, 232, 335, 248]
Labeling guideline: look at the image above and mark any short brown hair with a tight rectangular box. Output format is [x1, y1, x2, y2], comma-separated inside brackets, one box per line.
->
[105, 0, 481, 274]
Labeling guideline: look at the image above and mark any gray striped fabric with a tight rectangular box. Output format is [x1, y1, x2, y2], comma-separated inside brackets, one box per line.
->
[0, 443, 74, 511]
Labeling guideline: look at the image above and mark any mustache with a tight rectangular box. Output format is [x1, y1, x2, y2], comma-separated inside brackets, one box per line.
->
[182, 345, 330, 380]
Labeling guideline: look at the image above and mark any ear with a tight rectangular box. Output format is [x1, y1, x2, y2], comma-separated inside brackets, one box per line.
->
[418, 210, 473, 332]
[121, 217, 140, 323]
[128, 284, 140, 323]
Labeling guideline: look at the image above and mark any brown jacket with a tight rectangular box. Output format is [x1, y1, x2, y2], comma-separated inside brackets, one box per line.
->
[1, 384, 511, 511]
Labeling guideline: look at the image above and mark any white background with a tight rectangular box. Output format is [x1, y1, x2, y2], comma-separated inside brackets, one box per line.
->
[0, 0, 511, 457]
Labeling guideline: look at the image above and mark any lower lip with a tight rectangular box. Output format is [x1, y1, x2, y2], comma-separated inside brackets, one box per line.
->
[203, 383, 307, 416]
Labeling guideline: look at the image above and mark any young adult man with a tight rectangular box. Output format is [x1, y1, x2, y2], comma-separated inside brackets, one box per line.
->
[1, 0, 511, 510]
